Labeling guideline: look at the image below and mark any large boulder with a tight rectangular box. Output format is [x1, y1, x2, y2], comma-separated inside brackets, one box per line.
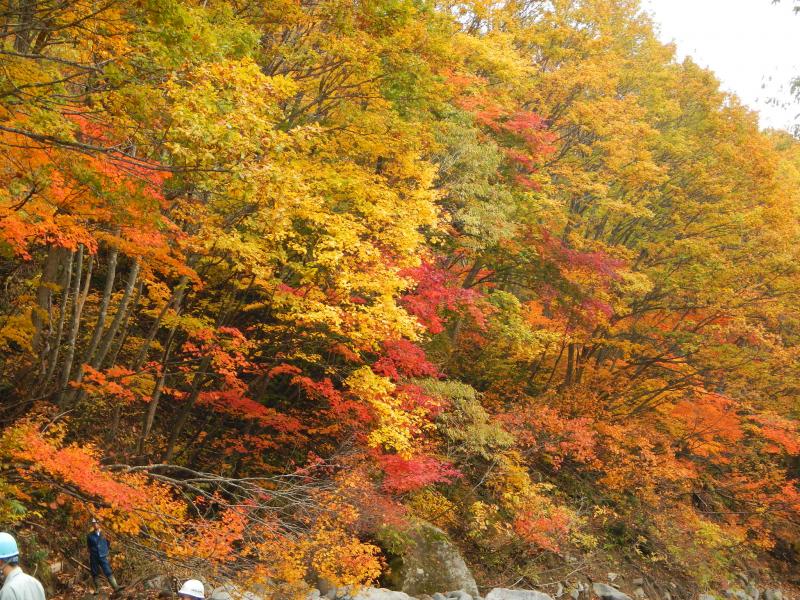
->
[385, 522, 479, 599]
[350, 588, 415, 600]
[209, 583, 264, 600]
[486, 589, 554, 600]
[592, 584, 632, 600]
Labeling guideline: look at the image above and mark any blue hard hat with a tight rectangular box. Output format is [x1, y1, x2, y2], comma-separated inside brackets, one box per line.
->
[0, 532, 19, 560]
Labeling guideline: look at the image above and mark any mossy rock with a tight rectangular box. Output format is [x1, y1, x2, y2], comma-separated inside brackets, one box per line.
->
[384, 522, 478, 598]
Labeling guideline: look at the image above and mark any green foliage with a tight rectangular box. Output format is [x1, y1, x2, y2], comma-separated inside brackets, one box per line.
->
[422, 379, 514, 460]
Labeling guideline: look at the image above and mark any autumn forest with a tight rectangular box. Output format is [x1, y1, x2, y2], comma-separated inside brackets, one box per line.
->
[0, 0, 799, 598]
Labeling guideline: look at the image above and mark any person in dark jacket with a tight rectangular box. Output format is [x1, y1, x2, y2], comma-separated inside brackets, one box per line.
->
[86, 519, 120, 595]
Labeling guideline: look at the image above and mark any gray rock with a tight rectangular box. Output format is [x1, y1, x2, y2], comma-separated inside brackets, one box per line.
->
[569, 588, 580, 600]
[433, 595, 447, 600]
[763, 590, 782, 600]
[48, 562, 63, 575]
[607, 574, 619, 583]
[746, 586, 760, 600]
[633, 588, 646, 600]
[592, 584, 631, 600]
[725, 590, 750, 600]
[349, 589, 415, 600]
[555, 583, 564, 598]
[698, 595, 718, 600]
[144, 576, 175, 593]
[308, 590, 321, 600]
[446, 591, 473, 600]
[386, 522, 479, 598]
[209, 584, 264, 600]
[632, 579, 644, 588]
[486, 590, 553, 600]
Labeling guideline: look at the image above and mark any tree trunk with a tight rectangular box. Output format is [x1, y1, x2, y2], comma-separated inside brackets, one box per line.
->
[131, 275, 189, 371]
[41, 249, 75, 395]
[92, 259, 140, 370]
[136, 328, 177, 455]
[32, 246, 62, 355]
[68, 241, 118, 405]
[162, 355, 212, 463]
[83, 242, 119, 366]
[57, 248, 91, 407]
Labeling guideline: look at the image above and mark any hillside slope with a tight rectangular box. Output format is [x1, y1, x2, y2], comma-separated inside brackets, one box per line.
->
[0, 1, 799, 598]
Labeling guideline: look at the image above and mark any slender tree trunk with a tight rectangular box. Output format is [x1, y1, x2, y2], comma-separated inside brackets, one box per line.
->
[14, 0, 36, 53]
[107, 279, 143, 368]
[92, 259, 140, 370]
[136, 328, 177, 455]
[162, 355, 212, 462]
[57, 249, 91, 407]
[131, 275, 189, 371]
[107, 279, 144, 440]
[83, 242, 120, 365]
[563, 342, 576, 387]
[68, 241, 118, 405]
[32, 246, 62, 354]
[41, 249, 75, 395]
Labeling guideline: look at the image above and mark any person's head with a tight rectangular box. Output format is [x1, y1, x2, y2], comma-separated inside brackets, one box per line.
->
[178, 579, 205, 600]
[90, 518, 100, 532]
[0, 532, 20, 576]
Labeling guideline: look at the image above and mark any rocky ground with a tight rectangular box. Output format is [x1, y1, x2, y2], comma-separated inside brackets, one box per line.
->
[44, 522, 793, 600]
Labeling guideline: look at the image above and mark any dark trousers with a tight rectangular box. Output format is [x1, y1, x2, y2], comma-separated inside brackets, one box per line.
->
[90, 555, 113, 579]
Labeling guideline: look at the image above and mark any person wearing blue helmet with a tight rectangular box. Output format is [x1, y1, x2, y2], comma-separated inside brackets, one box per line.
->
[86, 519, 120, 596]
[0, 532, 46, 600]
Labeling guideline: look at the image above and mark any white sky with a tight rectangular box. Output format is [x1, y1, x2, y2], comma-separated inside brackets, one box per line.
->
[640, 0, 800, 131]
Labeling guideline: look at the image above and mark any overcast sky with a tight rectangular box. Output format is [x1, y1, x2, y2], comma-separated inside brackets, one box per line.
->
[640, 0, 800, 131]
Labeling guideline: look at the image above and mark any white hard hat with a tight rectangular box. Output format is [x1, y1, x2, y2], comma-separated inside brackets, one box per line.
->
[179, 579, 205, 599]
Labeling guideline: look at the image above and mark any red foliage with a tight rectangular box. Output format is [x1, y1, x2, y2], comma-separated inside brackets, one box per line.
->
[378, 453, 462, 494]
[751, 412, 800, 456]
[499, 405, 599, 470]
[401, 262, 488, 334]
[397, 384, 448, 417]
[17, 426, 152, 511]
[512, 508, 571, 553]
[197, 389, 303, 433]
[540, 229, 625, 281]
[373, 339, 439, 381]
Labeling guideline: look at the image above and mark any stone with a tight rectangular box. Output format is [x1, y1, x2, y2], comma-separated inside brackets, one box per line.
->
[633, 588, 646, 600]
[555, 583, 564, 598]
[698, 595, 718, 600]
[485, 589, 553, 600]
[385, 522, 479, 599]
[48, 562, 63, 575]
[308, 590, 321, 600]
[745, 586, 760, 600]
[144, 576, 174, 593]
[631, 579, 644, 588]
[592, 584, 631, 600]
[763, 590, 783, 600]
[607, 574, 619, 583]
[569, 588, 580, 600]
[349, 588, 415, 600]
[724, 590, 750, 600]
[433, 595, 447, 600]
[209, 583, 264, 600]
[446, 591, 473, 600]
